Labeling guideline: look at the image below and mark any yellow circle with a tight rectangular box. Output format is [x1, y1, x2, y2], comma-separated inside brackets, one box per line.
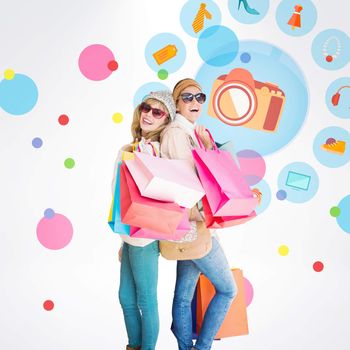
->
[278, 245, 289, 256]
[112, 112, 123, 124]
[4, 69, 15, 80]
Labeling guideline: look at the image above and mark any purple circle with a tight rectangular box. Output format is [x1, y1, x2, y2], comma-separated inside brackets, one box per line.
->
[236, 149, 266, 185]
[44, 208, 55, 219]
[32, 137, 43, 148]
[276, 189, 287, 200]
[240, 52, 251, 63]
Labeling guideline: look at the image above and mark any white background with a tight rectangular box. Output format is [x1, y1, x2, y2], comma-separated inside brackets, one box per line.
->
[0, 0, 349, 349]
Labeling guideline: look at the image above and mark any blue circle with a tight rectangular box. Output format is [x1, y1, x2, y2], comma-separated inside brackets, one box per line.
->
[336, 195, 350, 234]
[277, 162, 319, 203]
[145, 33, 186, 73]
[228, 0, 269, 24]
[195, 40, 309, 156]
[276, 189, 287, 200]
[313, 126, 350, 168]
[276, 0, 317, 37]
[312, 29, 350, 70]
[252, 179, 271, 215]
[133, 82, 170, 108]
[197, 25, 239, 66]
[44, 208, 55, 219]
[0, 73, 38, 115]
[240, 52, 251, 63]
[32, 137, 43, 148]
[325, 77, 350, 119]
[180, 0, 221, 38]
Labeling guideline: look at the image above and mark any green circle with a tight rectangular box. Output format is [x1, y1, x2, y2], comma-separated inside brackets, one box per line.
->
[330, 206, 341, 217]
[64, 158, 75, 169]
[157, 69, 168, 80]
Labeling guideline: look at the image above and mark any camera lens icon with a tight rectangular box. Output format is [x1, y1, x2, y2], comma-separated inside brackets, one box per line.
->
[208, 68, 286, 132]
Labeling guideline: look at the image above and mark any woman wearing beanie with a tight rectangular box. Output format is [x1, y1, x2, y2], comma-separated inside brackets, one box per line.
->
[160, 79, 237, 350]
[112, 90, 176, 350]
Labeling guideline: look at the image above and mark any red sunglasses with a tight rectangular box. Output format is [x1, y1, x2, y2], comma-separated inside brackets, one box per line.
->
[139, 102, 168, 119]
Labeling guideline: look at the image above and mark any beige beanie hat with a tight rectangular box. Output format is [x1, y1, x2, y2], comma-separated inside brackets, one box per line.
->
[173, 78, 202, 106]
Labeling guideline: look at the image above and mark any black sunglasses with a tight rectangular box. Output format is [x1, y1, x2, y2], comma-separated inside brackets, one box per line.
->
[139, 102, 168, 119]
[180, 92, 206, 104]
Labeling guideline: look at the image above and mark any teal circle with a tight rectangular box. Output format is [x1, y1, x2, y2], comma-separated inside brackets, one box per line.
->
[228, 0, 269, 24]
[195, 40, 308, 155]
[325, 77, 350, 119]
[336, 195, 350, 234]
[253, 179, 271, 215]
[0, 73, 38, 115]
[277, 162, 319, 203]
[197, 25, 239, 66]
[312, 29, 350, 70]
[313, 126, 350, 168]
[180, 0, 221, 38]
[133, 82, 170, 108]
[145, 33, 186, 73]
[276, 0, 317, 37]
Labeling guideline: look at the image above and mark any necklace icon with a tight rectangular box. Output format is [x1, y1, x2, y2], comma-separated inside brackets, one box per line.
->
[322, 36, 342, 62]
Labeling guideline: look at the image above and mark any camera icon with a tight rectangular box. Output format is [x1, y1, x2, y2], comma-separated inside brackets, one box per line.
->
[208, 68, 286, 132]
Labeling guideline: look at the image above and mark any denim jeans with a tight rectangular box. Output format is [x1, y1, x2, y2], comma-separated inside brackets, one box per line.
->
[171, 237, 237, 350]
[119, 241, 160, 350]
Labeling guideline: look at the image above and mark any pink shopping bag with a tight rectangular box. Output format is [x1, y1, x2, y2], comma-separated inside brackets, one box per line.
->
[130, 209, 190, 240]
[124, 152, 204, 208]
[119, 163, 185, 234]
[202, 196, 256, 229]
[192, 130, 258, 216]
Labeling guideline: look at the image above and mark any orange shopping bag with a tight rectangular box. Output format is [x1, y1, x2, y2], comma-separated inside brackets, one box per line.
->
[196, 269, 249, 338]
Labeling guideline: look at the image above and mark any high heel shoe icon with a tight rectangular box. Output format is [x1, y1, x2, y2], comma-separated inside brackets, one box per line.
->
[238, 0, 260, 15]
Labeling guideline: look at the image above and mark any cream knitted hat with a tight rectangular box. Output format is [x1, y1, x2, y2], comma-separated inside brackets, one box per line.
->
[143, 90, 176, 121]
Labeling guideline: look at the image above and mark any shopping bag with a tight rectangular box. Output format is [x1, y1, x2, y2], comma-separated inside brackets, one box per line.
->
[196, 269, 249, 338]
[119, 163, 185, 234]
[130, 209, 190, 241]
[202, 195, 256, 229]
[124, 152, 204, 208]
[192, 130, 258, 216]
[108, 162, 130, 235]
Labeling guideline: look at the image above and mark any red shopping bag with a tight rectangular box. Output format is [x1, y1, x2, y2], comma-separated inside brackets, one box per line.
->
[192, 130, 258, 216]
[119, 163, 185, 234]
[202, 196, 256, 229]
[196, 269, 249, 338]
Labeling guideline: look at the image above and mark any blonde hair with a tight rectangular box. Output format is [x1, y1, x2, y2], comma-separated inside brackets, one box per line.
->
[130, 98, 171, 143]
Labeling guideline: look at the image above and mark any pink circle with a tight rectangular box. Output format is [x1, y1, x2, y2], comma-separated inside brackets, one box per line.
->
[36, 213, 73, 250]
[243, 277, 254, 306]
[237, 150, 266, 186]
[78, 44, 116, 81]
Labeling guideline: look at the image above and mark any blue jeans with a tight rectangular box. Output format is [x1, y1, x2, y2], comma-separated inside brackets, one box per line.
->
[171, 237, 237, 350]
[119, 241, 160, 350]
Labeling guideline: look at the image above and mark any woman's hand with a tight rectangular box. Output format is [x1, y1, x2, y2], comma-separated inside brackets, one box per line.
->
[196, 125, 212, 150]
[118, 246, 123, 262]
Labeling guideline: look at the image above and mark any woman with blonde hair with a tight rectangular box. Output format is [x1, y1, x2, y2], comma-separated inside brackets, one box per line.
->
[112, 91, 176, 350]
